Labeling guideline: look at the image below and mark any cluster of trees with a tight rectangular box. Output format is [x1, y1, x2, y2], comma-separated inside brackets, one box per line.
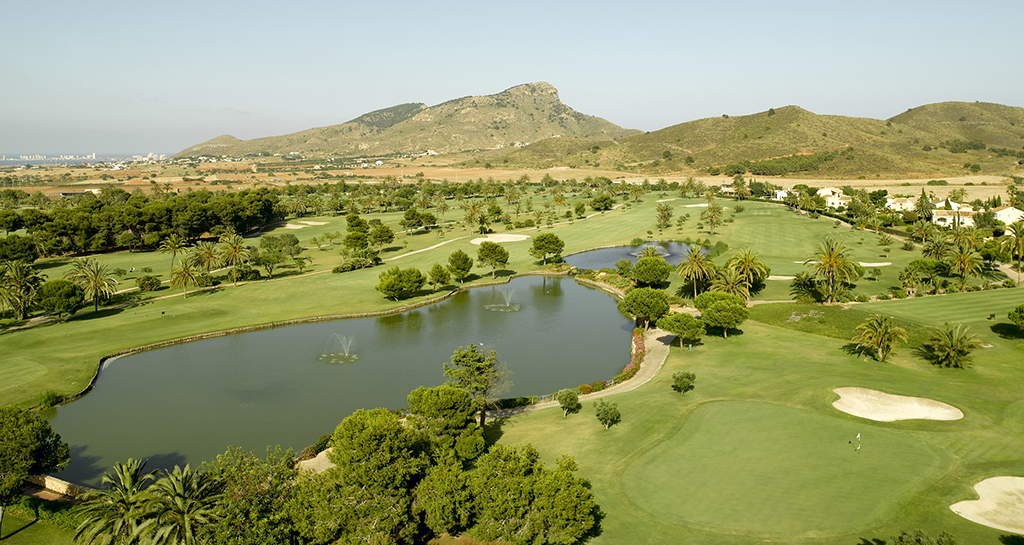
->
[677, 246, 770, 301]
[0, 257, 121, 323]
[898, 221, 1023, 295]
[851, 313, 984, 369]
[0, 187, 280, 257]
[376, 241, 517, 300]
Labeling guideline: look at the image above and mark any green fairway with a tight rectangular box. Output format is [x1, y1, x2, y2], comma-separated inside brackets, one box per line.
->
[622, 400, 949, 537]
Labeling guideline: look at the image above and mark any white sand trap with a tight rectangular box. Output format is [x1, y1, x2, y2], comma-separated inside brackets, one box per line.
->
[655, 198, 677, 202]
[283, 223, 308, 229]
[832, 387, 964, 422]
[950, 476, 1024, 534]
[469, 234, 531, 245]
[300, 221, 328, 226]
[768, 275, 795, 280]
[859, 262, 892, 267]
[685, 203, 709, 208]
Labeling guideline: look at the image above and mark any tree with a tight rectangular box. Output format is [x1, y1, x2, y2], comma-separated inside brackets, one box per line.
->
[574, 202, 586, 217]
[630, 256, 672, 287]
[808, 237, 860, 303]
[617, 287, 670, 328]
[658, 313, 705, 349]
[477, 241, 509, 278]
[852, 314, 908, 362]
[407, 385, 482, 460]
[709, 268, 750, 301]
[218, 234, 251, 287]
[530, 456, 597, 544]
[65, 257, 119, 312]
[949, 246, 981, 290]
[0, 234, 38, 263]
[700, 295, 749, 338]
[529, 233, 564, 265]
[414, 457, 473, 536]
[677, 244, 717, 299]
[74, 458, 155, 545]
[655, 203, 673, 229]
[368, 223, 395, 249]
[1009, 304, 1024, 330]
[1000, 221, 1024, 283]
[170, 261, 200, 299]
[159, 234, 189, 276]
[0, 260, 45, 320]
[726, 248, 769, 293]
[342, 230, 368, 251]
[914, 188, 933, 220]
[328, 408, 427, 491]
[35, 279, 84, 322]
[919, 323, 980, 368]
[891, 529, 957, 545]
[428, 262, 450, 291]
[594, 398, 620, 429]
[590, 193, 614, 211]
[701, 202, 723, 234]
[447, 249, 473, 283]
[443, 345, 511, 426]
[556, 388, 581, 417]
[199, 447, 296, 545]
[139, 464, 222, 545]
[187, 241, 219, 273]
[0, 405, 70, 537]
[375, 266, 426, 300]
[672, 371, 696, 393]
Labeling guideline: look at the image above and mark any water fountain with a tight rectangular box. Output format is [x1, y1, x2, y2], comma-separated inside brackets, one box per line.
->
[319, 333, 359, 363]
[485, 288, 521, 312]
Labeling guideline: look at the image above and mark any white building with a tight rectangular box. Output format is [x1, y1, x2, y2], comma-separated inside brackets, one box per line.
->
[931, 200, 975, 228]
[992, 205, 1024, 225]
[772, 189, 789, 201]
[885, 197, 915, 211]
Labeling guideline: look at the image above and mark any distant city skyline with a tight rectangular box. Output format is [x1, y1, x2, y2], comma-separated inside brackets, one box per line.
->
[2, 0, 1022, 156]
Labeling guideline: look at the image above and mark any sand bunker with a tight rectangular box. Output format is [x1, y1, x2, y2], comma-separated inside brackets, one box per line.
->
[950, 476, 1024, 534]
[656, 198, 677, 203]
[299, 220, 328, 226]
[768, 275, 796, 280]
[858, 262, 892, 267]
[470, 234, 531, 245]
[283, 223, 307, 230]
[685, 203, 709, 208]
[832, 387, 963, 422]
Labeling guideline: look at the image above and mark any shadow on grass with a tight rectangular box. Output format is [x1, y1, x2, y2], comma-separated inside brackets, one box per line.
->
[991, 323, 1024, 340]
[855, 539, 886, 545]
[69, 307, 125, 322]
[1001, 535, 1024, 544]
[1, 517, 38, 540]
[482, 415, 511, 447]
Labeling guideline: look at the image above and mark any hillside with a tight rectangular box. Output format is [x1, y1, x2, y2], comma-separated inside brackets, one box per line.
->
[175, 83, 639, 159]
[500, 103, 1024, 178]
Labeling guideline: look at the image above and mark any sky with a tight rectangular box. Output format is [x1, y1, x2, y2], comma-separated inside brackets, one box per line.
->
[2, 0, 1022, 156]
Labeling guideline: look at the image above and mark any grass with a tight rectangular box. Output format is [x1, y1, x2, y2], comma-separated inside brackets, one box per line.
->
[0, 513, 75, 545]
[492, 312, 1024, 544]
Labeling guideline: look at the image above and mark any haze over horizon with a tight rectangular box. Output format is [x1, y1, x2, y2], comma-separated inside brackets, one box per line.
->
[2, 0, 1022, 156]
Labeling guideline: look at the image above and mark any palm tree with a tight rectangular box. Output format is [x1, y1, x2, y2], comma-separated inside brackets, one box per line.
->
[852, 315, 908, 362]
[217, 234, 251, 287]
[158, 234, 189, 276]
[139, 465, 221, 545]
[65, 257, 118, 312]
[949, 246, 982, 290]
[808, 237, 859, 303]
[950, 226, 980, 251]
[726, 248, 769, 293]
[922, 237, 950, 261]
[0, 260, 46, 320]
[187, 241, 219, 273]
[677, 245, 717, 299]
[898, 266, 922, 297]
[909, 220, 936, 243]
[920, 323, 981, 368]
[170, 262, 200, 299]
[638, 246, 661, 258]
[709, 268, 750, 301]
[1000, 221, 1024, 283]
[74, 458, 155, 545]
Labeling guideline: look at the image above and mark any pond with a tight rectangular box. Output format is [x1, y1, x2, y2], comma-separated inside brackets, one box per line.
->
[563, 241, 694, 270]
[47, 276, 632, 486]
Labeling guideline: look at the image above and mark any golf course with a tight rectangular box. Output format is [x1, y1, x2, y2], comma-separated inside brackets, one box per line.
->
[3, 189, 1024, 544]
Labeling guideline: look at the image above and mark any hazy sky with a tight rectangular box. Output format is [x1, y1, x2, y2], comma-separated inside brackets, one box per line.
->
[2, 0, 1022, 155]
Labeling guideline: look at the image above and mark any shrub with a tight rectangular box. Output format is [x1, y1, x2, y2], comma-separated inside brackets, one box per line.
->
[671, 371, 696, 393]
[39, 389, 63, 409]
[578, 384, 593, 395]
[493, 396, 536, 409]
[1004, 278, 1017, 288]
[194, 272, 216, 287]
[855, 294, 870, 302]
[136, 275, 161, 291]
[902, 240, 916, 251]
[10, 496, 81, 531]
[591, 381, 606, 392]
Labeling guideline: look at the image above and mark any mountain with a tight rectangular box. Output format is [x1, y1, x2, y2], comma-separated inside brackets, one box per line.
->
[500, 102, 1024, 178]
[175, 83, 639, 158]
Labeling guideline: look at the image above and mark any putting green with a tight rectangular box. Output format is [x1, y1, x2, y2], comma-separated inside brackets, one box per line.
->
[621, 400, 951, 537]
